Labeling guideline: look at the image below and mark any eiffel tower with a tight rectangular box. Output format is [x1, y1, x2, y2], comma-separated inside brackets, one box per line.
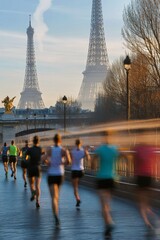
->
[78, 0, 109, 111]
[17, 15, 45, 109]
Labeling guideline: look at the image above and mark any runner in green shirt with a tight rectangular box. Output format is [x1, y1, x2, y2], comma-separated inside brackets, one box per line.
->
[9, 140, 19, 180]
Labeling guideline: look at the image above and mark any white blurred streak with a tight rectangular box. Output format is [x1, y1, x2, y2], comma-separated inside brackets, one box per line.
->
[16, 119, 160, 149]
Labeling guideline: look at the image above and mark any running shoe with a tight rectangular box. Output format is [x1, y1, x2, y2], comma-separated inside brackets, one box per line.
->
[14, 176, 16, 180]
[30, 190, 36, 201]
[36, 202, 40, 208]
[5, 172, 8, 178]
[76, 199, 81, 207]
[11, 171, 14, 177]
[55, 215, 60, 228]
[24, 182, 27, 188]
[104, 224, 114, 239]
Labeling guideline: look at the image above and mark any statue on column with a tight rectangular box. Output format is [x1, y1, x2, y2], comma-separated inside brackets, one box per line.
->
[2, 96, 16, 113]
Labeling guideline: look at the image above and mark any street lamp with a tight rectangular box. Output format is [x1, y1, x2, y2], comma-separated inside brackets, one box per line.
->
[26, 108, 29, 133]
[34, 113, 37, 130]
[43, 114, 46, 129]
[26, 117, 28, 132]
[62, 95, 67, 132]
[123, 55, 131, 120]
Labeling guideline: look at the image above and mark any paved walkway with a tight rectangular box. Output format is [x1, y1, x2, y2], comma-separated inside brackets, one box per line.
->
[0, 162, 159, 240]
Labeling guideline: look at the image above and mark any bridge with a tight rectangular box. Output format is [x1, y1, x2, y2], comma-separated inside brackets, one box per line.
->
[0, 162, 160, 240]
[0, 111, 93, 144]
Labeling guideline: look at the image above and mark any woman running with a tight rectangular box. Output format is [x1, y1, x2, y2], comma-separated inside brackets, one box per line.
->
[42, 133, 71, 228]
[20, 140, 29, 188]
[26, 135, 42, 208]
[71, 139, 90, 208]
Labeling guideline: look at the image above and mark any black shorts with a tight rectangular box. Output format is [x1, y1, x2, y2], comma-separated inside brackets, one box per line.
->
[96, 178, 115, 190]
[136, 176, 152, 188]
[27, 166, 41, 178]
[21, 160, 28, 169]
[71, 170, 84, 179]
[47, 175, 64, 186]
[2, 156, 8, 163]
[9, 156, 17, 163]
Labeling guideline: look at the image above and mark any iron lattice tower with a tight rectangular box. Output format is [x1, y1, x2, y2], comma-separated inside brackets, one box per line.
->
[17, 16, 45, 109]
[78, 0, 109, 111]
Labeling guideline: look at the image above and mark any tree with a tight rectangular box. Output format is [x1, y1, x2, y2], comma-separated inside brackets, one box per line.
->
[96, 53, 160, 121]
[94, 58, 126, 122]
[122, 0, 160, 87]
[94, 92, 124, 123]
[95, 0, 160, 121]
[55, 97, 82, 114]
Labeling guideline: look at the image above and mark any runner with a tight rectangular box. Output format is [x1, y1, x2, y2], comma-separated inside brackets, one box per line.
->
[26, 135, 42, 208]
[8, 140, 19, 180]
[94, 135, 119, 239]
[71, 139, 90, 208]
[42, 133, 71, 228]
[20, 140, 29, 188]
[1, 142, 9, 177]
[133, 134, 157, 231]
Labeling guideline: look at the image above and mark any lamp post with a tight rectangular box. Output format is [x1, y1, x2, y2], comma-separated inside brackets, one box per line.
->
[34, 113, 37, 130]
[123, 55, 131, 120]
[26, 108, 29, 133]
[62, 95, 67, 132]
[43, 114, 46, 129]
[26, 117, 28, 132]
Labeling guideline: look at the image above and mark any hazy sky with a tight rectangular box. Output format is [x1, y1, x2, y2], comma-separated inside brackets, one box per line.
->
[0, 0, 131, 108]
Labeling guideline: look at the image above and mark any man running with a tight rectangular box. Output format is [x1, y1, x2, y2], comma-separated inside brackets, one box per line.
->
[26, 136, 42, 208]
[94, 135, 119, 239]
[9, 140, 19, 180]
[1, 142, 9, 177]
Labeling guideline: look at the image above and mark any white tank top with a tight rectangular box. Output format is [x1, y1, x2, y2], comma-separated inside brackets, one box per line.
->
[71, 148, 85, 171]
[47, 146, 65, 176]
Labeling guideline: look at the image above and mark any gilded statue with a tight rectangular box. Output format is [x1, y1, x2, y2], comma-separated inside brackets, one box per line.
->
[2, 96, 16, 113]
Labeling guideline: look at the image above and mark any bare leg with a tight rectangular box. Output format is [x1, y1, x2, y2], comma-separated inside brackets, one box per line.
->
[23, 168, 27, 186]
[13, 162, 17, 179]
[98, 189, 114, 238]
[138, 189, 153, 228]
[72, 178, 80, 201]
[49, 183, 61, 227]
[98, 190, 113, 225]
[29, 177, 35, 191]
[3, 162, 8, 175]
[10, 162, 14, 176]
[35, 177, 41, 205]
[29, 177, 36, 201]
[10, 162, 13, 172]
[49, 184, 60, 216]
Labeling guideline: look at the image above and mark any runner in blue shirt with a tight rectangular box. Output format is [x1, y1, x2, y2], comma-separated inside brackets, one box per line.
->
[1, 142, 9, 177]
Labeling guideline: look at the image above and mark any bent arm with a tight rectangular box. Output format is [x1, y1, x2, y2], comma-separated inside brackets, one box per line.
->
[62, 148, 71, 165]
[41, 147, 51, 165]
[85, 149, 91, 161]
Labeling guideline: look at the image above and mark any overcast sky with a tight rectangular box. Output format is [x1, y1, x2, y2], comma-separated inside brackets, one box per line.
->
[0, 0, 130, 108]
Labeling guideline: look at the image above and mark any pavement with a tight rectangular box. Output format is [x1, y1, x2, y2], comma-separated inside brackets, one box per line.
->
[0, 162, 159, 240]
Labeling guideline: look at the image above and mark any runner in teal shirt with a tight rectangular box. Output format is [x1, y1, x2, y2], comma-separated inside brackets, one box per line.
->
[94, 142, 119, 239]
[95, 144, 118, 179]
